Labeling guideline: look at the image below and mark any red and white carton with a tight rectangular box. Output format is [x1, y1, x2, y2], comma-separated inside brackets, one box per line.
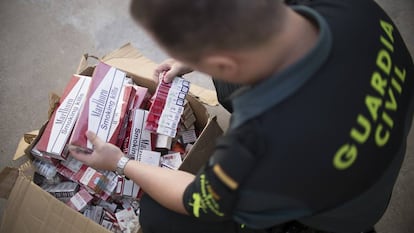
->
[122, 179, 135, 198]
[109, 80, 136, 148]
[99, 171, 118, 201]
[124, 109, 154, 161]
[179, 129, 197, 144]
[60, 156, 84, 173]
[132, 85, 150, 110]
[115, 84, 145, 148]
[115, 207, 139, 232]
[47, 181, 80, 201]
[114, 176, 124, 196]
[146, 77, 190, 137]
[79, 167, 108, 194]
[155, 134, 173, 150]
[70, 62, 128, 149]
[67, 189, 93, 212]
[36, 75, 91, 160]
[160, 152, 183, 170]
[83, 205, 104, 224]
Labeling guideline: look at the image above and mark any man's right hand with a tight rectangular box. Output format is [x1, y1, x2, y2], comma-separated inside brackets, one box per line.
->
[154, 59, 193, 83]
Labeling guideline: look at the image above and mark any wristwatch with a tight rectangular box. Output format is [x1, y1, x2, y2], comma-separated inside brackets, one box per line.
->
[116, 156, 130, 176]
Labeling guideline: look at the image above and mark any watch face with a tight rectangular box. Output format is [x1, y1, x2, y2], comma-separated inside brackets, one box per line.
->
[117, 157, 129, 176]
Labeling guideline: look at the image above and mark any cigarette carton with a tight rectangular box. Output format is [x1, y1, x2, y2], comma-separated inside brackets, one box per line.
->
[146, 78, 190, 137]
[84, 205, 104, 224]
[79, 167, 108, 195]
[124, 109, 153, 160]
[36, 75, 91, 160]
[70, 62, 128, 149]
[0, 44, 224, 233]
[47, 181, 79, 202]
[160, 152, 182, 170]
[67, 189, 94, 212]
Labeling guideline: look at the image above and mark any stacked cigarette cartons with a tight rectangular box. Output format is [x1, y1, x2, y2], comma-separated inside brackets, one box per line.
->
[17, 62, 194, 232]
[36, 75, 91, 160]
[118, 86, 150, 149]
[0, 44, 224, 233]
[70, 62, 133, 148]
[146, 78, 190, 137]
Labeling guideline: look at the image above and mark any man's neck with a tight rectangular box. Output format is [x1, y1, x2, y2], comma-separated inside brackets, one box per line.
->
[242, 6, 320, 84]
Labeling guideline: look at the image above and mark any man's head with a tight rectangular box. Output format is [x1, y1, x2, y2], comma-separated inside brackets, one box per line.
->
[130, 0, 288, 84]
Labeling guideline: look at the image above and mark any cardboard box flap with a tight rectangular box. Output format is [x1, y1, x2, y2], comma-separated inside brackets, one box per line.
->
[101, 43, 219, 106]
[0, 175, 111, 233]
[0, 167, 19, 199]
[13, 130, 38, 161]
[179, 116, 223, 174]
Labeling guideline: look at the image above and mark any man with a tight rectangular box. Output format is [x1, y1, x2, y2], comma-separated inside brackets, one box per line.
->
[70, 0, 414, 232]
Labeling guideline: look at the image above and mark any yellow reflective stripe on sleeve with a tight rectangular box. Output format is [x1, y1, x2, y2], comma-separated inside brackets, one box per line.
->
[213, 164, 239, 190]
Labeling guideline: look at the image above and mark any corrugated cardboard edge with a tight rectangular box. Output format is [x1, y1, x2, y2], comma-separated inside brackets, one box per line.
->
[0, 167, 19, 199]
[0, 174, 111, 233]
[1, 44, 223, 233]
[179, 116, 223, 174]
[101, 43, 219, 106]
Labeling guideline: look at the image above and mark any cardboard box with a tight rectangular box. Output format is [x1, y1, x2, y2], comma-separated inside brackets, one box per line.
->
[0, 44, 223, 233]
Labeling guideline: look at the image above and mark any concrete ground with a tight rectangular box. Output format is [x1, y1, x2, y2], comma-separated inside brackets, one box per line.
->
[0, 0, 413, 232]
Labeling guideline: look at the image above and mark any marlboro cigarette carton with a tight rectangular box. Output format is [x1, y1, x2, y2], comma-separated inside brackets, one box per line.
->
[84, 205, 104, 224]
[70, 62, 128, 149]
[146, 78, 190, 137]
[122, 179, 134, 198]
[47, 181, 80, 202]
[155, 134, 172, 150]
[79, 167, 108, 194]
[99, 171, 118, 201]
[109, 80, 136, 148]
[124, 109, 153, 161]
[67, 189, 94, 212]
[160, 152, 182, 170]
[115, 207, 139, 232]
[132, 85, 150, 109]
[36, 75, 91, 160]
[179, 129, 197, 144]
[98, 200, 118, 214]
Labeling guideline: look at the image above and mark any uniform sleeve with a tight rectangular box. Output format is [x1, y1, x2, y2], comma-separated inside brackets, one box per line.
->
[182, 121, 265, 221]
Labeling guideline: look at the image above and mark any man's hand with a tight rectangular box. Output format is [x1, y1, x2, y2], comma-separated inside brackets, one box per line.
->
[154, 59, 193, 83]
[68, 131, 124, 171]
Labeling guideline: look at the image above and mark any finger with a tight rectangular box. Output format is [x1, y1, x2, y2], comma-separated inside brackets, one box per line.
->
[153, 70, 161, 83]
[163, 68, 178, 83]
[68, 145, 93, 164]
[86, 131, 105, 148]
[153, 64, 171, 83]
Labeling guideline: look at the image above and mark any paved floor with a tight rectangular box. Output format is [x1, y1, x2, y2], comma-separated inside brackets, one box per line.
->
[0, 0, 413, 232]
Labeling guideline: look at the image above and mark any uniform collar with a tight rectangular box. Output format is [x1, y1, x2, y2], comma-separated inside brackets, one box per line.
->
[230, 5, 332, 130]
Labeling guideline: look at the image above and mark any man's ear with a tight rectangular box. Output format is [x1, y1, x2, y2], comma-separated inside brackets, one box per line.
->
[200, 55, 240, 80]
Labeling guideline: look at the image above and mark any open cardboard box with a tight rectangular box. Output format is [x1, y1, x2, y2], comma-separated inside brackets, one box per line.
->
[0, 44, 223, 233]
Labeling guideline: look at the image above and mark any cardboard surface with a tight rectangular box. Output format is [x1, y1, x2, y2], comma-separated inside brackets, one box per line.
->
[0, 44, 223, 233]
[179, 116, 222, 174]
[0, 168, 18, 199]
[1, 175, 110, 233]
